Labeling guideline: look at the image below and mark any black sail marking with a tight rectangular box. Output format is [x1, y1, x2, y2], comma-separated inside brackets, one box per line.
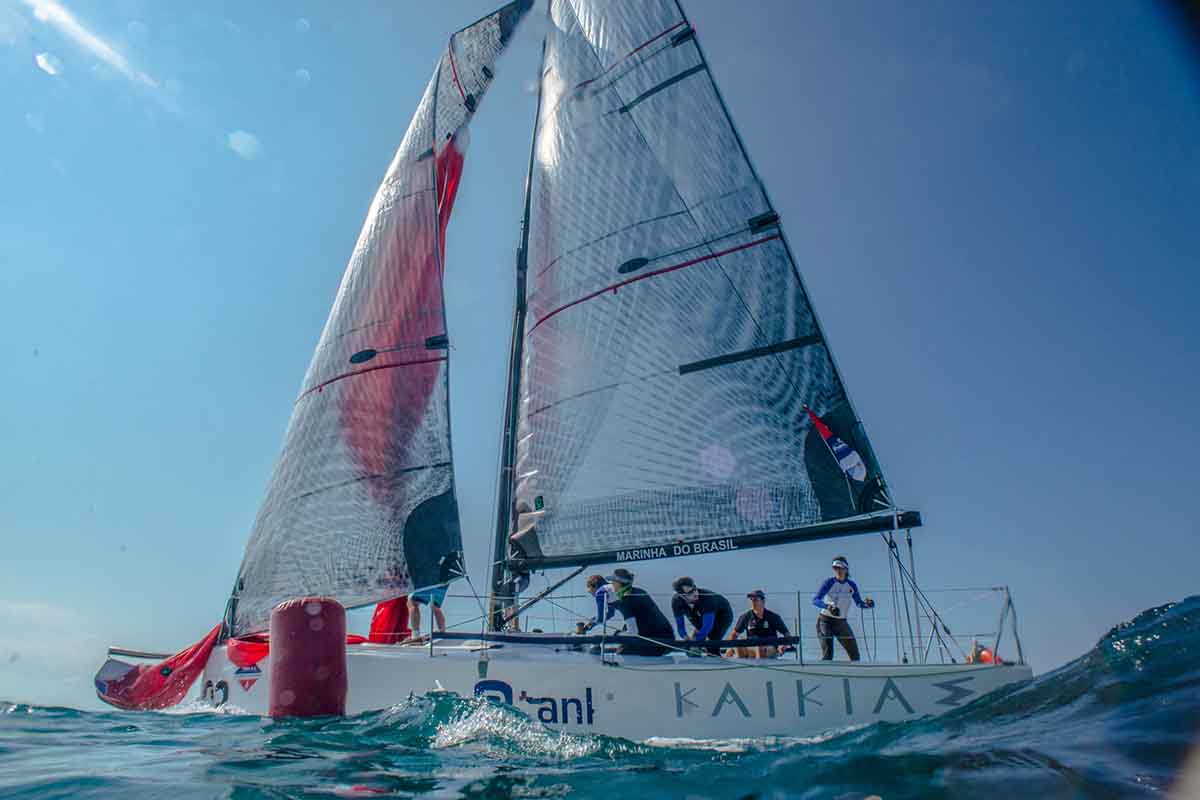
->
[617, 64, 706, 114]
[678, 334, 823, 375]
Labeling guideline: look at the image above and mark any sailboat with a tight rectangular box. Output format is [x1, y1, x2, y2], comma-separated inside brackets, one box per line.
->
[94, 0, 1031, 739]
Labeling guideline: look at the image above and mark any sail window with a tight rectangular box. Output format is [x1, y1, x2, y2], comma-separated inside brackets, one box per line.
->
[482, 65, 494, 81]
[425, 334, 449, 350]
[677, 334, 823, 375]
[464, 93, 477, 112]
[349, 349, 378, 364]
[617, 256, 650, 274]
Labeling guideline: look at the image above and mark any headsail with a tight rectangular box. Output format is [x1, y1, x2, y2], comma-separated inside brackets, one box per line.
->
[230, 0, 532, 635]
[505, 0, 918, 570]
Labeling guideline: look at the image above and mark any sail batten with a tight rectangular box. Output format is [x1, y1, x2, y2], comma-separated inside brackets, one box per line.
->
[230, 0, 532, 636]
[502, 0, 904, 568]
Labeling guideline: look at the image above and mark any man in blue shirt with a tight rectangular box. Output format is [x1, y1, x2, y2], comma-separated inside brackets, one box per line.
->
[670, 577, 733, 654]
[812, 556, 874, 661]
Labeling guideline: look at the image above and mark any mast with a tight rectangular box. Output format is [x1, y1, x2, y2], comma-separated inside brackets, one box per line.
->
[488, 34, 548, 630]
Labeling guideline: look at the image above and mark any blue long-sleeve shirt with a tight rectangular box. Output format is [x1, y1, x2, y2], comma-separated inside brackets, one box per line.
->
[590, 584, 619, 630]
[813, 576, 867, 619]
[675, 611, 716, 639]
[670, 590, 733, 640]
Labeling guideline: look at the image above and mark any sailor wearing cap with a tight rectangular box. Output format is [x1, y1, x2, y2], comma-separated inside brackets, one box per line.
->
[812, 556, 874, 661]
[670, 577, 734, 655]
[729, 589, 791, 658]
[581, 568, 674, 656]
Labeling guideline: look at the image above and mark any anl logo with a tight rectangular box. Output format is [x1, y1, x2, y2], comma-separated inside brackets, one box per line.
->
[474, 679, 596, 725]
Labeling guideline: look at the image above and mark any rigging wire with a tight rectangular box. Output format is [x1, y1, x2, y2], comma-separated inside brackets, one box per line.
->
[886, 535, 903, 662]
[893, 536, 918, 663]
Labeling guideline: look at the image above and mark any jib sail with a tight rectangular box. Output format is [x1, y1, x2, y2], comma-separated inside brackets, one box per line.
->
[229, 0, 532, 635]
[504, 0, 917, 570]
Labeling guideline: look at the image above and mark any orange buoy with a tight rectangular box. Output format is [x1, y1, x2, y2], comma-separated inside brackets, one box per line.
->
[268, 597, 348, 718]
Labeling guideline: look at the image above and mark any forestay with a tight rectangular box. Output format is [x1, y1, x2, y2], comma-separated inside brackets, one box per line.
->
[508, 0, 904, 569]
[229, 0, 532, 635]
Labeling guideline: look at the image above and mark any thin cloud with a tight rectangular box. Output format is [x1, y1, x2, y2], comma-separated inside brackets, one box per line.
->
[34, 51, 61, 75]
[24, 0, 158, 88]
[0, 4, 31, 46]
[227, 130, 262, 160]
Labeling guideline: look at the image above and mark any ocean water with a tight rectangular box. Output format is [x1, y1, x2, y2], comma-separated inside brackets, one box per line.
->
[1, 598, 1197, 799]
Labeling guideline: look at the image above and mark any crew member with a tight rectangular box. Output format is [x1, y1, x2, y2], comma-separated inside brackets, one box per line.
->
[728, 589, 790, 658]
[584, 569, 673, 656]
[670, 577, 733, 654]
[812, 556, 874, 661]
[407, 583, 448, 639]
[582, 574, 619, 634]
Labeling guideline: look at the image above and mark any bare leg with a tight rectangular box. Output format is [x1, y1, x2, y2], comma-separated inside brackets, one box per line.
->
[408, 599, 422, 638]
[432, 605, 446, 633]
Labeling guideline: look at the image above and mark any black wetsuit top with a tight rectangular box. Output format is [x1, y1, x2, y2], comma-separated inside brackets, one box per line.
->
[612, 587, 674, 641]
[671, 590, 734, 640]
[733, 608, 790, 641]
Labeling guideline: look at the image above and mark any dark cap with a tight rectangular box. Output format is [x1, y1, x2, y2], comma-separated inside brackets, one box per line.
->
[607, 568, 635, 585]
[746, 589, 766, 600]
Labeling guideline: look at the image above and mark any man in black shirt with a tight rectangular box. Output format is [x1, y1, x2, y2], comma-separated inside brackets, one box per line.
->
[729, 589, 790, 658]
[607, 568, 674, 656]
[670, 577, 734, 655]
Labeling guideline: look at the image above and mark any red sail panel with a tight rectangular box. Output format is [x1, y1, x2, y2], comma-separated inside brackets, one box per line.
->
[94, 625, 221, 711]
[367, 597, 413, 644]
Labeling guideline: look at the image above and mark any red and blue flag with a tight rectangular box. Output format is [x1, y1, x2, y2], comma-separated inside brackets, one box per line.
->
[805, 406, 868, 482]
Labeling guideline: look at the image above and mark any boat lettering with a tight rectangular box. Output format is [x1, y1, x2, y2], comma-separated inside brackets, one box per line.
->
[672, 679, 919, 719]
[932, 676, 975, 706]
[616, 538, 739, 562]
[615, 546, 668, 562]
[474, 680, 596, 726]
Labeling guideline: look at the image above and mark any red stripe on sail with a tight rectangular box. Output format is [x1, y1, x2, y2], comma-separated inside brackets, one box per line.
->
[531, 234, 781, 332]
[299, 357, 450, 401]
[575, 21, 687, 91]
[447, 40, 467, 103]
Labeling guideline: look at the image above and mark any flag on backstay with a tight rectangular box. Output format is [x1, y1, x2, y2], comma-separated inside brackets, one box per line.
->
[805, 406, 868, 482]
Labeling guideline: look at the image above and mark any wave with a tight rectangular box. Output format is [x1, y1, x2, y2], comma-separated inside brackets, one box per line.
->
[1, 597, 1197, 798]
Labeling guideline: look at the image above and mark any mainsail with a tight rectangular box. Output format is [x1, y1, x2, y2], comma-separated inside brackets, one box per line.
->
[229, 0, 532, 636]
[504, 0, 919, 571]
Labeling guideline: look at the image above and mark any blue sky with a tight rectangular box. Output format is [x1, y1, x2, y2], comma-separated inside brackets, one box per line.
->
[1, 0, 1197, 709]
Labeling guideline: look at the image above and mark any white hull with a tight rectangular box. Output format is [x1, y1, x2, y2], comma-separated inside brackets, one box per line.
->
[199, 641, 1031, 740]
